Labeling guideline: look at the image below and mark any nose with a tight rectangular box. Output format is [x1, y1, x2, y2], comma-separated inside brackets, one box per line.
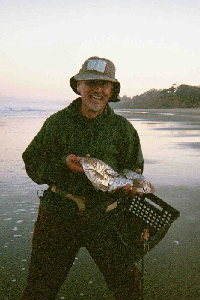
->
[86, 80, 107, 92]
[92, 82, 104, 93]
[94, 85, 102, 92]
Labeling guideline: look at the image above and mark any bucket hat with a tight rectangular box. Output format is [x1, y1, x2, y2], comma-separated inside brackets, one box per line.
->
[70, 56, 120, 102]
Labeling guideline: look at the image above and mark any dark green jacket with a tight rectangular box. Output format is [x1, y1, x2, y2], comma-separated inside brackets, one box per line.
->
[22, 98, 144, 210]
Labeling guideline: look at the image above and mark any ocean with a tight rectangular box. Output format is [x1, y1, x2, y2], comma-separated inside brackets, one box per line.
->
[0, 105, 200, 299]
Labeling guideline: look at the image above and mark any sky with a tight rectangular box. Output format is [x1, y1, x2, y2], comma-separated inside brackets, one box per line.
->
[1, 0, 200, 106]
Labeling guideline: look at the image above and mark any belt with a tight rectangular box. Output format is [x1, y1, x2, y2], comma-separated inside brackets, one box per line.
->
[51, 184, 117, 214]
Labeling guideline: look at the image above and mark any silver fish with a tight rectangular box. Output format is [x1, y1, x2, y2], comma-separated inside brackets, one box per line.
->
[80, 157, 155, 193]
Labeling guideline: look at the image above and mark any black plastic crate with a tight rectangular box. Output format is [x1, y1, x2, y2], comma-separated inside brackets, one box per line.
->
[114, 193, 180, 261]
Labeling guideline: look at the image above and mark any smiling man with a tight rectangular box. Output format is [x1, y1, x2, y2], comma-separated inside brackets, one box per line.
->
[70, 56, 120, 118]
[77, 79, 113, 116]
[21, 56, 144, 300]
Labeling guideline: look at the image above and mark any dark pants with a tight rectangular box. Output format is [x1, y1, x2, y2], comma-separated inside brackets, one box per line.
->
[21, 203, 142, 300]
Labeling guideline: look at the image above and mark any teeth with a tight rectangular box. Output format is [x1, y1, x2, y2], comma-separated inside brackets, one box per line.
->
[91, 95, 102, 100]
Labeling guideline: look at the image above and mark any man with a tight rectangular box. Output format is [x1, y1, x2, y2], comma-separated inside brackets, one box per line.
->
[21, 56, 144, 300]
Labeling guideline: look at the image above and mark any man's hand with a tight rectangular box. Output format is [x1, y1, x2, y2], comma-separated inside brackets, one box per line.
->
[116, 184, 137, 198]
[117, 168, 143, 198]
[66, 154, 91, 173]
[66, 154, 84, 173]
[124, 184, 138, 198]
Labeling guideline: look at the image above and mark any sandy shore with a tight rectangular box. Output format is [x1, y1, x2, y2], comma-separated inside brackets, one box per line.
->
[121, 108, 200, 114]
[115, 108, 200, 122]
[0, 108, 200, 299]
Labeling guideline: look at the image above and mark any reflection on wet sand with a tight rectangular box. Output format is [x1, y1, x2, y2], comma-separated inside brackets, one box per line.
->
[0, 108, 199, 299]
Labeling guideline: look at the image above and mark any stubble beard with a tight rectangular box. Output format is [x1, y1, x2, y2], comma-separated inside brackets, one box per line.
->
[87, 97, 105, 112]
[87, 104, 103, 112]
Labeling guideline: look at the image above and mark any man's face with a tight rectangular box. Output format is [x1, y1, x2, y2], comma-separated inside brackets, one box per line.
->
[77, 80, 113, 116]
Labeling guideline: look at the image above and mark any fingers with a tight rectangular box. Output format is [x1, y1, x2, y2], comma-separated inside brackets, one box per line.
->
[124, 183, 131, 194]
[130, 186, 137, 198]
[125, 185, 137, 198]
[117, 184, 138, 198]
[137, 192, 144, 197]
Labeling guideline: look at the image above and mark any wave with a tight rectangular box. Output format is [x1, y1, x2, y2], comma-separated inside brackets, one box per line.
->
[0, 106, 46, 113]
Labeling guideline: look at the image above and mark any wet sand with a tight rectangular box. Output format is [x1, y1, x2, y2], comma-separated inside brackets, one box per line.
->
[0, 108, 200, 299]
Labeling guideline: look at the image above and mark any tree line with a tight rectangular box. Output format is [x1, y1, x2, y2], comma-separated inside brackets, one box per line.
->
[112, 84, 200, 109]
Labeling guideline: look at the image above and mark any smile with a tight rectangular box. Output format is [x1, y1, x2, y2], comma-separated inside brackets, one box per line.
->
[90, 95, 103, 101]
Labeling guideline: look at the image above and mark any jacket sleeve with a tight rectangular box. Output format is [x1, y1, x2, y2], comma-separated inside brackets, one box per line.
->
[117, 119, 144, 173]
[130, 130, 144, 172]
[22, 116, 69, 186]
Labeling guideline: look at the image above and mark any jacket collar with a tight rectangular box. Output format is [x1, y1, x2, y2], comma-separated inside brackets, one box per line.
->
[66, 97, 114, 124]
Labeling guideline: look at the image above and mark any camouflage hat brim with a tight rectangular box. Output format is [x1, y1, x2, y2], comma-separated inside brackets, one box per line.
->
[73, 70, 117, 82]
[70, 76, 121, 102]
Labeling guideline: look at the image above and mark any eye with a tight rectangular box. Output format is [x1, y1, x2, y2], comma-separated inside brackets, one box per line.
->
[85, 80, 94, 85]
[85, 80, 95, 86]
[85, 80, 111, 87]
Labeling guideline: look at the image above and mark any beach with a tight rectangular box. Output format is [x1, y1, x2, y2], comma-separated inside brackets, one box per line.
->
[0, 107, 200, 300]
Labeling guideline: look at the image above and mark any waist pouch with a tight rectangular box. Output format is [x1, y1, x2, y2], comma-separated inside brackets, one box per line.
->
[38, 188, 117, 218]
[38, 189, 80, 217]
